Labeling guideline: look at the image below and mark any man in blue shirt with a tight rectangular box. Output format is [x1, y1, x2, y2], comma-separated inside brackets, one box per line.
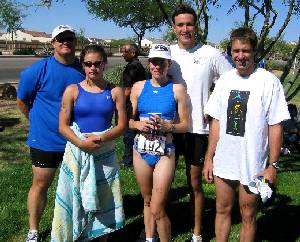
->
[17, 25, 85, 242]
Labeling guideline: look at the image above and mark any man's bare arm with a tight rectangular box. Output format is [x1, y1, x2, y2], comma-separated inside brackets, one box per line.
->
[16, 98, 29, 119]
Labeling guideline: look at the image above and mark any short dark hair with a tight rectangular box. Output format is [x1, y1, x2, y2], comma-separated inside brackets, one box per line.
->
[230, 27, 258, 51]
[80, 44, 107, 63]
[127, 43, 140, 57]
[172, 4, 197, 25]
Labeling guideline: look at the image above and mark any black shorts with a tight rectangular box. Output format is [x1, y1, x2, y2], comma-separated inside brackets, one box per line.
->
[173, 133, 208, 166]
[30, 147, 64, 168]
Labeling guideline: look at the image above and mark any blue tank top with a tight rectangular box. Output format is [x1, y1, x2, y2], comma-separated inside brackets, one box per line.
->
[73, 83, 115, 133]
[138, 79, 176, 120]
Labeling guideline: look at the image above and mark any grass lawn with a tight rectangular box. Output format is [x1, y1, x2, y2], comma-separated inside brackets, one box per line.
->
[0, 100, 299, 242]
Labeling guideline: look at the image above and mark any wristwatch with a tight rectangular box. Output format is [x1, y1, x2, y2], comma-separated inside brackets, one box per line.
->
[269, 161, 280, 170]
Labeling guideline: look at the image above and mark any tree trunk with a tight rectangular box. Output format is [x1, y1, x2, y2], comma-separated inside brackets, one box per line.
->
[155, 0, 172, 27]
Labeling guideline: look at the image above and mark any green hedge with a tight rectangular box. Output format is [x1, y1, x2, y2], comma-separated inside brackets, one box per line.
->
[104, 64, 125, 86]
[13, 47, 36, 55]
[266, 60, 286, 71]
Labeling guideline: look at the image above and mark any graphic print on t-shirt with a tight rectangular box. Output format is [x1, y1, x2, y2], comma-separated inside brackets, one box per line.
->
[226, 90, 250, 136]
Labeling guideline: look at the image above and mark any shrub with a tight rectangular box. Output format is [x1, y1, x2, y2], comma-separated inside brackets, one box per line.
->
[35, 44, 53, 56]
[104, 64, 125, 86]
[13, 47, 36, 55]
[266, 60, 286, 71]
[1, 84, 17, 100]
[140, 46, 150, 56]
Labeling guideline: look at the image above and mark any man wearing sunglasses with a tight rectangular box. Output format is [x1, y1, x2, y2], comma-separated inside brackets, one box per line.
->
[17, 25, 85, 242]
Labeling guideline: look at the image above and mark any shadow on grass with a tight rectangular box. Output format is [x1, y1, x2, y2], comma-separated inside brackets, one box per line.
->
[37, 157, 300, 242]
[111, 186, 264, 242]
[39, 228, 51, 242]
[257, 193, 300, 242]
[108, 194, 145, 242]
[123, 193, 144, 219]
[36, 192, 300, 242]
[109, 218, 144, 242]
[169, 197, 218, 242]
[110, 186, 238, 242]
[110, 186, 191, 242]
[0, 117, 20, 132]
[0, 117, 20, 128]
[280, 152, 300, 172]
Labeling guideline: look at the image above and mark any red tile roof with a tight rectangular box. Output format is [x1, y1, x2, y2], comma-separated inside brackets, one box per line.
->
[23, 30, 51, 38]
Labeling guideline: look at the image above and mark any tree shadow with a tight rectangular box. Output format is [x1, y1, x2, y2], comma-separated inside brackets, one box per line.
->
[200, 185, 300, 242]
[0, 126, 28, 163]
[108, 194, 144, 242]
[108, 217, 144, 242]
[111, 185, 243, 242]
[39, 228, 51, 242]
[280, 153, 300, 172]
[0, 117, 20, 132]
[169, 196, 218, 242]
[123, 193, 144, 218]
[0, 117, 19, 126]
[256, 193, 300, 242]
[169, 200, 192, 239]
[38, 171, 300, 242]
[109, 186, 191, 242]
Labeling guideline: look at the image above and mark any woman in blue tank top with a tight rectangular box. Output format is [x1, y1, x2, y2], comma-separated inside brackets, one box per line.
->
[51, 45, 126, 242]
[129, 44, 189, 242]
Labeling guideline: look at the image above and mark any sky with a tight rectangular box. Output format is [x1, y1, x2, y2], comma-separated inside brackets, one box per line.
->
[9, 0, 300, 43]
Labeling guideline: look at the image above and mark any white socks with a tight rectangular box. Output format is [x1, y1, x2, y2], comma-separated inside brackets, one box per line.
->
[146, 238, 155, 242]
[192, 234, 202, 242]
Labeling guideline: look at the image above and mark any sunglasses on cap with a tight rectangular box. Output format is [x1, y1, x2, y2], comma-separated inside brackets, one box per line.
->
[55, 35, 75, 43]
[83, 61, 105, 68]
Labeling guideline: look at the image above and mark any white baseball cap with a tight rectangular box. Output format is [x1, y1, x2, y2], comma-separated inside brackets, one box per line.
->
[148, 44, 171, 59]
[52, 25, 75, 39]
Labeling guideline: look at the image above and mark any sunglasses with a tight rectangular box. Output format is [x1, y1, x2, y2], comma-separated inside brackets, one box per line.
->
[55, 36, 75, 43]
[149, 58, 167, 65]
[83, 61, 105, 68]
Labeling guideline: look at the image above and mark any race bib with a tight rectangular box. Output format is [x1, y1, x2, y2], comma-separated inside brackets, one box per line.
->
[136, 133, 166, 155]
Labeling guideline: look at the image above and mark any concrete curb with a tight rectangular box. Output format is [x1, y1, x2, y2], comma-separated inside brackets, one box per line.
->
[0, 55, 40, 58]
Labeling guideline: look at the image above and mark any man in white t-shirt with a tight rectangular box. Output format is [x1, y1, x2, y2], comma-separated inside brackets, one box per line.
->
[203, 27, 290, 242]
[168, 4, 232, 242]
